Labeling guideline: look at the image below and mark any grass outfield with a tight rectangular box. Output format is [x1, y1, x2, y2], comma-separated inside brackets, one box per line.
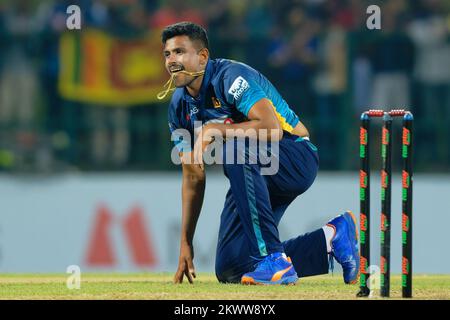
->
[0, 273, 449, 300]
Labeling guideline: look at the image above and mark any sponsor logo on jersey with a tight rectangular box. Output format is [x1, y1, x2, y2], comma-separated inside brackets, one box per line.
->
[189, 106, 199, 116]
[228, 76, 249, 100]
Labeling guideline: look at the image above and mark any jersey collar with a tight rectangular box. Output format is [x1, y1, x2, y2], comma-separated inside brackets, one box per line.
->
[182, 59, 214, 104]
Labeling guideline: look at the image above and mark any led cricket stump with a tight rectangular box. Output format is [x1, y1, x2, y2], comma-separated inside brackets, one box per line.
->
[357, 109, 413, 298]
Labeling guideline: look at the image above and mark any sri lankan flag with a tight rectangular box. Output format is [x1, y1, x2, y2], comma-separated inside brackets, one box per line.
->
[59, 28, 168, 105]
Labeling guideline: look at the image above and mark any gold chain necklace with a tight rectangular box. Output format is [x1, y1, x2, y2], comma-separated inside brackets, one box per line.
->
[157, 70, 205, 100]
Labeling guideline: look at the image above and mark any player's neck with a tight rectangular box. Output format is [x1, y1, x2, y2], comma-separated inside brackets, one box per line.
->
[185, 75, 204, 98]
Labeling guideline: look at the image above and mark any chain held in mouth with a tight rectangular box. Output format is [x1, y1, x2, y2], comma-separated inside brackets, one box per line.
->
[157, 70, 206, 100]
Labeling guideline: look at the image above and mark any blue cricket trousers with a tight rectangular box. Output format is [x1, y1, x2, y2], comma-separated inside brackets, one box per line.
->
[215, 132, 329, 283]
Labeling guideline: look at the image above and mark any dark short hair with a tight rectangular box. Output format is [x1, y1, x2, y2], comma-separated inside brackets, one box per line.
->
[161, 22, 209, 50]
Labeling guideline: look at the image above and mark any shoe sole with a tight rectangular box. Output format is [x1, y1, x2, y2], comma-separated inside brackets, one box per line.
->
[344, 210, 360, 285]
[241, 275, 298, 285]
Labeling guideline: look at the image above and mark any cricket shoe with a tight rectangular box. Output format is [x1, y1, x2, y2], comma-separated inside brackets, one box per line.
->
[241, 252, 298, 285]
[327, 210, 360, 284]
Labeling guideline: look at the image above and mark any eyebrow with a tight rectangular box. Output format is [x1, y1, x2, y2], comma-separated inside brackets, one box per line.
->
[163, 47, 186, 54]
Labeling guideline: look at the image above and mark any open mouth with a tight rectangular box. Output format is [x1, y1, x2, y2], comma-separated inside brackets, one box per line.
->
[169, 65, 184, 74]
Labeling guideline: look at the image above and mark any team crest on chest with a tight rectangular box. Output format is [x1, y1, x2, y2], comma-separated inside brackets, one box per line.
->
[211, 96, 221, 108]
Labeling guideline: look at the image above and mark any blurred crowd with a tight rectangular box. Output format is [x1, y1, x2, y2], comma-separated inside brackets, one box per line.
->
[0, 0, 449, 173]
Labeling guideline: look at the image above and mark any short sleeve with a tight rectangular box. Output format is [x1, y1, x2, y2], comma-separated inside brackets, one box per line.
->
[222, 65, 267, 116]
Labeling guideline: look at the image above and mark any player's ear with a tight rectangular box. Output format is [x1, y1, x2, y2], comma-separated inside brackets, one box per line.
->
[198, 48, 209, 66]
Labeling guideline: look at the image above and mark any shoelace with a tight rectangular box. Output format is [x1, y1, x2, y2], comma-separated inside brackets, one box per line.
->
[250, 255, 272, 271]
[156, 70, 206, 100]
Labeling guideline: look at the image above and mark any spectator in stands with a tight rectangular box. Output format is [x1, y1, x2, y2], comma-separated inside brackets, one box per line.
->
[368, 0, 414, 110]
[408, 0, 450, 165]
[0, 0, 44, 169]
[267, 5, 320, 121]
[313, 16, 348, 169]
[150, 0, 206, 29]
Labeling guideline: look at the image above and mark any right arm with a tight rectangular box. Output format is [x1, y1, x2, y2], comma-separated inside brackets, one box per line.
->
[174, 151, 206, 284]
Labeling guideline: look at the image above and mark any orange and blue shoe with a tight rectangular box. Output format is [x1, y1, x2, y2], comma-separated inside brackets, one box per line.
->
[241, 252, 298, 285]
[327, 211, 360, 284]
